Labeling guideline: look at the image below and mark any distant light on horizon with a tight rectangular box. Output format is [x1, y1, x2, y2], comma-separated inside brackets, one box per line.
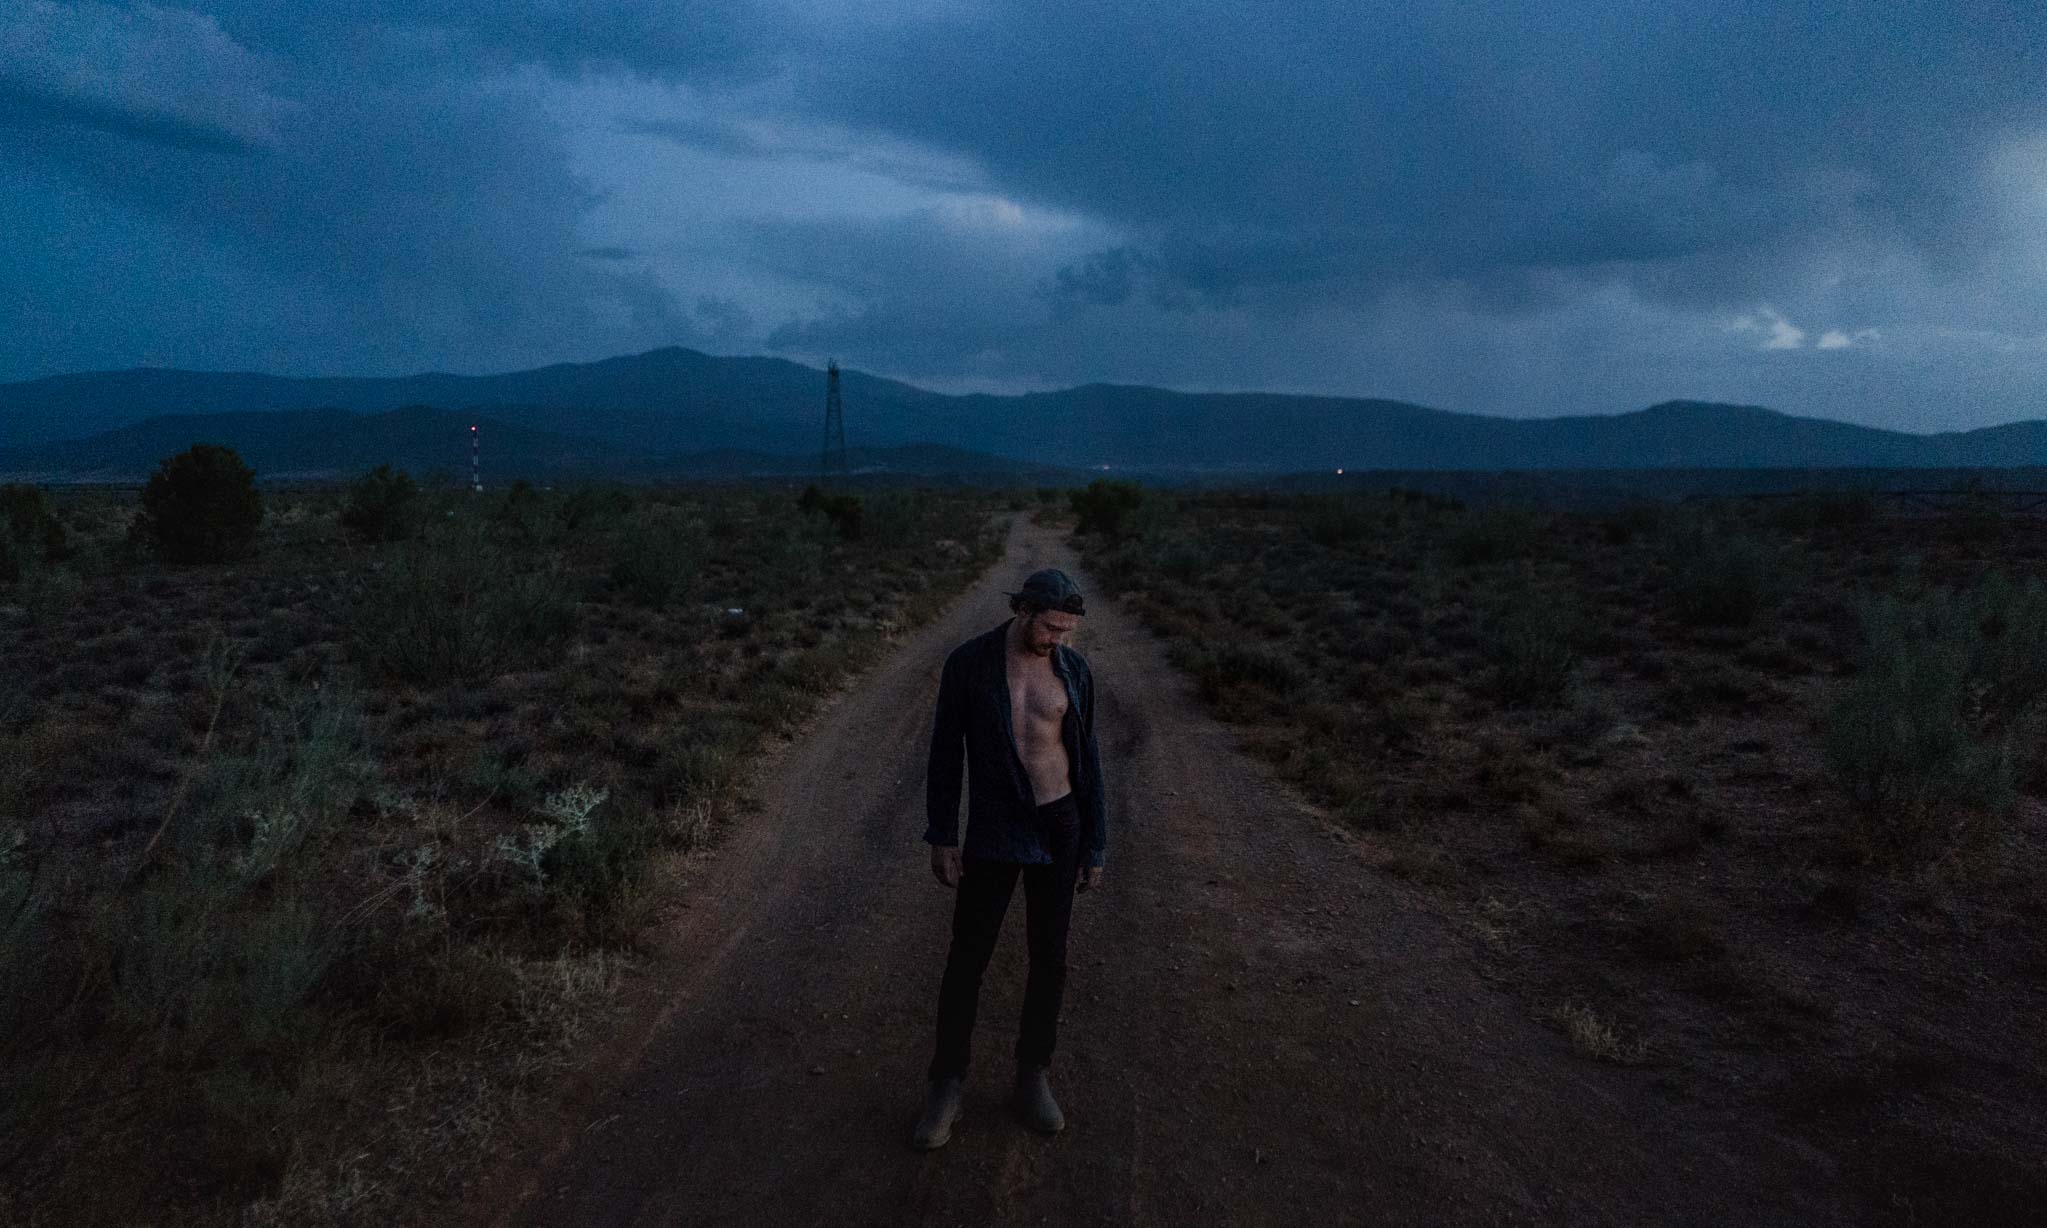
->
[1336, 468, 1343, 474]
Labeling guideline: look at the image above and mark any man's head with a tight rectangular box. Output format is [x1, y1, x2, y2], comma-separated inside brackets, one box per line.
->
[1006, 568, 1084, 656]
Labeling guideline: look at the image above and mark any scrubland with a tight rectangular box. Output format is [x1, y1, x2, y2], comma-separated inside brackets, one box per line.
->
[1073, 482, 2047, 1219]
[1, 479, 1005, 1225]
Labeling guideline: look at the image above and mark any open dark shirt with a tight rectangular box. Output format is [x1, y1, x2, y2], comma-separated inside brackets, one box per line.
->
[923, 618, 1107, 869]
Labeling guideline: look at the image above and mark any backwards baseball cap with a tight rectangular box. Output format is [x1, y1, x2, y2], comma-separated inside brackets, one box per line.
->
[1006, 567, 1085, 616]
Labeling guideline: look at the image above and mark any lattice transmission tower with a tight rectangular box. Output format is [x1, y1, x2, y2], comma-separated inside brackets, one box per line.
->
[820, 359, 848, 479]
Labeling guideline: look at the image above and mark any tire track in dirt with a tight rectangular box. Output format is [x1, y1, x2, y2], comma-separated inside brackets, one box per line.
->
[464, 516, 1842, 1227]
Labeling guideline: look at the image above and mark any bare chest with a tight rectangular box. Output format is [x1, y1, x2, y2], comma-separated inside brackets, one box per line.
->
[1007, 657, 1069, 742]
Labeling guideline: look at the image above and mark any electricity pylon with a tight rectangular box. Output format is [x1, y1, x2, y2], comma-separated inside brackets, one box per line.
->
[820, 359, 848, 479]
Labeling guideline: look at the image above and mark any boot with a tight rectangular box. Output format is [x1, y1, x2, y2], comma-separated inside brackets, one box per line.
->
[911, 1074, 964, 1150]
[1013, 1064, 1065, 1134]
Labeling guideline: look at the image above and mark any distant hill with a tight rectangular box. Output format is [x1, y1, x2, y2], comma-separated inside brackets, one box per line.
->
[654, 443, 1080, 483]
[0, 406, 639, 482]
[0, 348, 944, 455]
[7, 346, 2047, 473]
[0, 405, 1074, 484]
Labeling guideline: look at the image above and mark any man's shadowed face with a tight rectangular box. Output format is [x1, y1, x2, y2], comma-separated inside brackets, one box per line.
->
[1018, 609, 1080, 657]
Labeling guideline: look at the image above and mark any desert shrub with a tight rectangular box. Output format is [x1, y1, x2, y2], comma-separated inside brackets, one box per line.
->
[1389, 487, 1463, 512]
[0, 485, 67, 583]
[351, 528, 577, 684]
[131, 444, 264, 564]
[1589, 499, 1669, 546]
[1480, 592, 1582, 707]
[340, 464, 424, 542]
[1153, 536, 1214, 583]
[1301, 496, 1375, 549]
[194, 684, 369, 885]
[1, 816, 47, 1017]
[1764, 490, 1877, 535]
[750, 508, 836, 598]
[556, 484, 635, 533]
[488, 479, 546, 545]
[488, 783, 660, 933]
[1970, 571, 2047, 727]
[1184, 641, 1307, 706]
[1660, 513, 1785, 626]
[106, 854, 337, 1059]
[654, 720, 751, 807]
[1070, 479, 1145, 536]
[1446, 505, 1541, 565]
[797, 484, 863, 541]
[1943, 475, 2003, 546]
[610, 514, 703, 607]
[1823, 579, 2047, 860]
[859, 490, 920, 549]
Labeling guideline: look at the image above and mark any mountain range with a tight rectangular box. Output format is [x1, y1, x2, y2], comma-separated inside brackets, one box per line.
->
[5, 346, 2047, 481]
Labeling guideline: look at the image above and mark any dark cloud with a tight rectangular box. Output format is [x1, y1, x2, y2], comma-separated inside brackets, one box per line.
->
[1, 1, 2044, 432]
[0, 4, 704, 378]
[1043, 246, 1150, 311]
[0, 1, 294, 152]
[790, 0, 2047, 317]
[693, 295, 755, 342]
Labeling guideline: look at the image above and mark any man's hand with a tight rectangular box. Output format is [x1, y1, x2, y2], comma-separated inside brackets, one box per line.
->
[930, 844, 962, 888]
[1076, 864, 1103, 893]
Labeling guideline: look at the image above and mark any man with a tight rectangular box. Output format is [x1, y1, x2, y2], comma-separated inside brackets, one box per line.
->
[912, 567, 1108, 1150]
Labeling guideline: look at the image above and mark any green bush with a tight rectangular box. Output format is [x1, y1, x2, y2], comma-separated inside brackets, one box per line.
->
[1823, 579, 2047, 860]
[610, 514, 702, 607]
[1070, 479, 1145, 536]
[798, 484, 863, 541]
[1301, 496, 1375, 549]
[340, 464, 424, 542]
[1943, 475, 2003, 546]
[1661, 513, 1785, 626]
[557, 484, 636, 533]
[1446, 505, 1541, 565]
[1763, 490, 1877, 535]
[489, 479, 545, 545]
[752, 506, 836, 597]
[1480, 589, 1582, 707]
[131, 444, 263, 564]
[859, 490, 920, 549]
[351, 528, 578, 684]
[108, 856, 337, 1057]
[1970, 571, 2047, 726]
[1589, 500, 1669, 546]
[1153, 536, 1213, 583]
[1185, 641, 1307, 705]
[0, 485, 67, 583]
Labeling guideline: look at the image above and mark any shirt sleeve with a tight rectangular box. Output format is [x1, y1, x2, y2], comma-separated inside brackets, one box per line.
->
[923, 650, 966, 848]
[1080, 662, 1107, 868]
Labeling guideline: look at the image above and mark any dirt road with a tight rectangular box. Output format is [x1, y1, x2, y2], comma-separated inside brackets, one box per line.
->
[463, 516, 1836, 1226]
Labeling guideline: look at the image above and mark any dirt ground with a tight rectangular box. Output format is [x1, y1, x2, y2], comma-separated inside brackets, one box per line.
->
[452, 515, 1857, 1227]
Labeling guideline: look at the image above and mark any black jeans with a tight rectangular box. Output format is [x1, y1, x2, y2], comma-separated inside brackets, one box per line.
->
[929, 792, 1082, 1081]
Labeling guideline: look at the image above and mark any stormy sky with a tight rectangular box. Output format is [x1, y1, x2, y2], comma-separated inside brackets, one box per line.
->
[3, 2, 2044, 432]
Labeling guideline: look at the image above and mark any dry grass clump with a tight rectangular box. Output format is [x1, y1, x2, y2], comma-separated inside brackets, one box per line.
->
[1824, 572, 2047, 864]
[1546, 999, 1649, 1065]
